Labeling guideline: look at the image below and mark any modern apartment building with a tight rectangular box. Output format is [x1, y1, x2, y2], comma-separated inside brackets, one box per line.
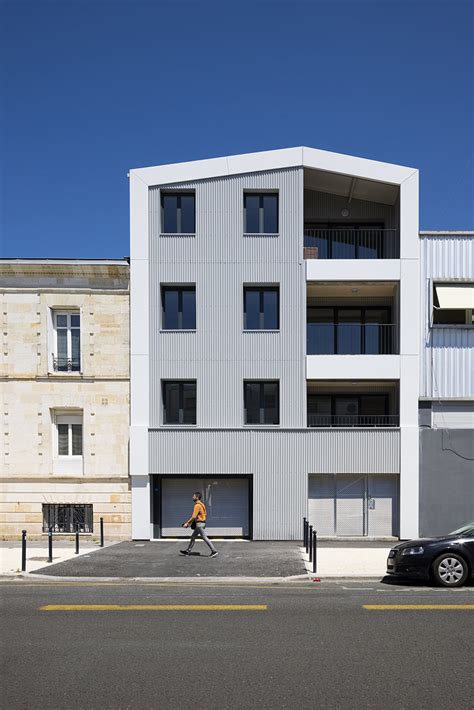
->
[418, 232, 474, 536]
[130, 147, 420, 540]
[0, 259, 131, 539]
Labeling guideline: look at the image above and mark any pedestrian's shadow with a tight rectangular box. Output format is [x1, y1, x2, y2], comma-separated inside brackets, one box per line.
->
[187, 552, 203, 556]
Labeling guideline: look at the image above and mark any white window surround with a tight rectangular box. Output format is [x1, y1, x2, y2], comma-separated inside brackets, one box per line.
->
[433, 282, 474, 327]
[51, 309, 82, 373]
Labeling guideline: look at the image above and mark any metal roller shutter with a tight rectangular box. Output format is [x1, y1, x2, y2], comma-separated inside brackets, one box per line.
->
[336, 475, 365, 536]
[367, 475, 399, 537]
[161, 478, 249, 537]
[308, 475, 335, 535]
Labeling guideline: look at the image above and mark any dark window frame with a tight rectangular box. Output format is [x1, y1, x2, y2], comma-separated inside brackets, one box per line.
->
[161, 285, 196, 330]
[162, 380, 197, 425]
[160, 191, 196, 234]
[42, 504, 93, 533]
[243, 286, 280, 330]
[244, 192, 279, 234]
[244, 380, 280, 425]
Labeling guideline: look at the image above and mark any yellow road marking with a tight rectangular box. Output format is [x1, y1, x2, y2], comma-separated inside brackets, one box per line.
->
[40, 604, 268, 611]
[363, 604, 474, 611]
[0, 580, 312, 591]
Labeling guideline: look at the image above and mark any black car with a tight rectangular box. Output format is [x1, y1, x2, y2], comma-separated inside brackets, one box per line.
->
[387, 522, 474, 587]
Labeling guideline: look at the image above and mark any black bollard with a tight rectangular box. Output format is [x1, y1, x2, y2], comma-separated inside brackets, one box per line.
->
[303, 517, 307, 547]
[21, 530, 27, 572]
[308, 524, 313, 562]
[100, 517, 104, 547]
[75, 523, 80, 554]
[312, 530, 318, 574]
[48, 526, 53, 563]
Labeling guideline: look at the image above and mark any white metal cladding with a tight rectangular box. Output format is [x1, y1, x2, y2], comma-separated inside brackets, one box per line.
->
[420, 235, 474, 398]
[149, 428, 400, 539]
[149, 168, 306, 428]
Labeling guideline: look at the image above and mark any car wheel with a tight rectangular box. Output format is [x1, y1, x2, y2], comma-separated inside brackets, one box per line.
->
[432, 553, 469, 587]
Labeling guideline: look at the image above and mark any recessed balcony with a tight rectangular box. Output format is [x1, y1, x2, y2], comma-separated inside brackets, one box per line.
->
[306, 282, 400, 356]
[307, 381, 400, 428]
[303, 167, 400, 260]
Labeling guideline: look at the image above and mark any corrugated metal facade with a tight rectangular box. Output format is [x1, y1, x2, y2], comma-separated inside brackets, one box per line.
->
[148, 168, 401, 540]
[149, 429, 400, 540]
[420, 235, 474, 399]
[149, 169, 306, 429]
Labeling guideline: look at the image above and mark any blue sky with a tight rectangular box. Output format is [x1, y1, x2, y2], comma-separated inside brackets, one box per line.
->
[1, 0, 472, 258]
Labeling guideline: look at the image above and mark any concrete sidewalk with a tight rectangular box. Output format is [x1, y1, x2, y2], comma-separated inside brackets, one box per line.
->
[300, 541, 392, 577]
[2, 538, 394, 580]
[0, 540, 115, 575]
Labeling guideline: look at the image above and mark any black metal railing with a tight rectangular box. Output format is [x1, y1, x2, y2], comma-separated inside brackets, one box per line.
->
[307, 322, 396, 355]
[307, 414, 399, 427]
[42, 504, 93, 533]
[52, 355, 81, 372]
[304, 228, 399, 259]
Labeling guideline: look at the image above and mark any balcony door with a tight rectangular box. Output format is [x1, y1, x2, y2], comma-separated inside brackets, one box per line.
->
[307, 307, 391, 355]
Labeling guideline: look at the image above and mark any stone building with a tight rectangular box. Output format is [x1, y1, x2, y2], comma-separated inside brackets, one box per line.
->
[0, 259, 130, 539]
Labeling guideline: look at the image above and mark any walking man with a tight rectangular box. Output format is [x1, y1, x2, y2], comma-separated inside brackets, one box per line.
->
[180, 491, 218, 557]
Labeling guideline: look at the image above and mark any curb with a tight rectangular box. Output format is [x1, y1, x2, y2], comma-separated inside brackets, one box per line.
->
[0, 573, 388, 584]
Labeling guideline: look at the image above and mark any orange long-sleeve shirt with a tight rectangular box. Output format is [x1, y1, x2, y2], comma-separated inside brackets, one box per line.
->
[186, 501, 207, 525]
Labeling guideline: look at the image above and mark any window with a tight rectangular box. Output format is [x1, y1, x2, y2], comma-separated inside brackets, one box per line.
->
[433, 283, 474, 326]
[162, 381, 196, 424]
[244, 286, 279, 330]
[53, 311, 80, 371]
[43, 504, 93, 533]
[55, 413, 83, 456]
[161, 192, 195, 234]
[161, 286, 196, 330]
[244, 381, 279, 425]
[244, 193, 278, 234]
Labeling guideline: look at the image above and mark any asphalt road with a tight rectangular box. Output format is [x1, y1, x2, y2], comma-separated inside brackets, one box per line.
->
[1, 580, 473, 710]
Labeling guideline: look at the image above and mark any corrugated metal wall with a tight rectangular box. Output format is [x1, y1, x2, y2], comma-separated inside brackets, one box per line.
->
[420, 235, 474, 398]
[149, 428, 400, 539]
[147, 168, 401, 539]
[149, 168, 305, 428]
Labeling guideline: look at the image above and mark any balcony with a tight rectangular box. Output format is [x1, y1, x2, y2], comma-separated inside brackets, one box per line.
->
[52, 355, 80, 372]
[307, 322, 396, 355]
[307, 381, 400, 430]
[307, 414, 399, 427]
[304, 228, 399, 260]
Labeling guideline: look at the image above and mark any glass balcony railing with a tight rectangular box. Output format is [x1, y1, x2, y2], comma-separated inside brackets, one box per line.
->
[304, 228, 399, 259]
[307, 323, 396, 355]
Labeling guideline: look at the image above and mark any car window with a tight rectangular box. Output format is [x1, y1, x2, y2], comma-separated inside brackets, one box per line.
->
[449, 523, 474, 536]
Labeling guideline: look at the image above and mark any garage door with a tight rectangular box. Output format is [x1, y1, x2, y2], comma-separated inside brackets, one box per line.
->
[160, 478, 250, 537]
[309, 474, 399, 537]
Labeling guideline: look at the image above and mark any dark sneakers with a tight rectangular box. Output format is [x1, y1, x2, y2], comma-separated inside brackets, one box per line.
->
[180, 549, 190, 556]
[210, 551, 219, 558]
